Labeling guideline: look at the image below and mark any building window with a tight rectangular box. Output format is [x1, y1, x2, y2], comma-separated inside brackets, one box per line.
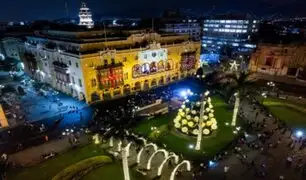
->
[71, 76, 75, 84]
[69, 60, 71, 65]
[91, 78, 97, 87]
[45, 62, 47, 66]
[124, 72, 128, 80]
[111, 58, 115, 65]
[104, 59, 108, 66]
[76, 62, 79, 68]
[78, 78, 82, 87]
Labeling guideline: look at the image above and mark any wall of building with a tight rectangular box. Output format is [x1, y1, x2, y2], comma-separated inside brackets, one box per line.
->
[249, 44, 306, 76]
[81, 42, 200, 103]
[21, 32, 200, 103]
[1, 37, 23, 61]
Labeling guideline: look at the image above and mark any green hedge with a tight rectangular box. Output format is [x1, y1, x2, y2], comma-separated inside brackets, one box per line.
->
[52, 156, 112, 180]
[148, 124, 169, 141]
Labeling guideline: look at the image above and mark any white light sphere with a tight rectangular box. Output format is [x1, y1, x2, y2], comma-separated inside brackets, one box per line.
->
[206, 108, 211, 112]
[211, 124, 218, 130]
[203, 115, 208, 120]
[182, 119, 187, 125]
[191, 110, 197, 114]
[180, 112, 185, 116]
[175, 123, 181, 128]
[196, 101, 201, 106]
[204, 91, 210, 96]
[203, 129, 210, 135]
[193, 129, 199, 135]
[182, 127, 188, 133]
[194, 116, 199, 122]
[209, 113, 214, 118]
[186, 115, 191, 120]
[206, 121, 212, 126]
[186, 108, 190, 112]
[181, 105, 186, 109]
[179, 109, 183, 112]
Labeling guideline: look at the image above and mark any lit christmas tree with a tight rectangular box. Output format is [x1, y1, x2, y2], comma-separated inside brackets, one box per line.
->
[78, 1, 94, 29]
[173, 90, 218, 137]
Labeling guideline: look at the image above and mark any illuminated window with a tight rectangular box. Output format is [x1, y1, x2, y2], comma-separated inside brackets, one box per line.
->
[76, 62, 79, 68]
[220, 20, 225, 23]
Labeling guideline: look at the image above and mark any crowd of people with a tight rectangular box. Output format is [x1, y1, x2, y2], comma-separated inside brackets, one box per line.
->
[193, 93, 306, 180]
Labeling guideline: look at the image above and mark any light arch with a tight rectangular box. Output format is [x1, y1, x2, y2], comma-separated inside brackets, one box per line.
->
[137, 137, 147, 146]
[109, 136, 114, 147]
[117, 140, 122, 152]
[157, 154, 179, 176]
[136, 143, 158, 164]
[170, 160, 191, 180]
[146, 149, 169, 170]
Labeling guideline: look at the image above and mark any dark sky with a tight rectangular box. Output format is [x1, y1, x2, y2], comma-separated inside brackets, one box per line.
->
[0, 0, 305, 21]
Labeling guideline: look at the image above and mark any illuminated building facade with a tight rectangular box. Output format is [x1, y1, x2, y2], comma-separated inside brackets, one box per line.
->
[249, 44, 306, 80]
[78, 1, 94, 29]
[0, 37, 23, 61]
[201, 15, 258, 63]
[21, 30, 200, 103]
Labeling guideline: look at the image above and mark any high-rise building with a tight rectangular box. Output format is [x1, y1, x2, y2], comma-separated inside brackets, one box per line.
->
[161, 19, 201, 41]
[21, 30, 200, 103]
[201, 15, 258, 63]
[78, 1, 94, 29]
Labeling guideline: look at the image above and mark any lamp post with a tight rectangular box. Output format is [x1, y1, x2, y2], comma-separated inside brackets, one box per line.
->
[122, 146, 130, 180]
[195, 98, 206, 151]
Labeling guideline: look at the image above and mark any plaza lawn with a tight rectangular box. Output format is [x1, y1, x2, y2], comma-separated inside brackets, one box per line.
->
[83, 163, 149, 180]
[134, 96, 236, 160]
[263, 97, 306, 130]
[8, 144, 105, 180]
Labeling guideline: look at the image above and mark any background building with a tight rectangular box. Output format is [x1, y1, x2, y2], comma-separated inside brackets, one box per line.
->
[249, 43, 306, 81]
[159, 10, 201, 41]
[201, 14, 258, 64]
[78, 1, 94, 29]
[21, 29, 200, 103]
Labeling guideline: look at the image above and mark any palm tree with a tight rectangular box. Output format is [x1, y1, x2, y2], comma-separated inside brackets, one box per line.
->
[214, 72, 254, 126]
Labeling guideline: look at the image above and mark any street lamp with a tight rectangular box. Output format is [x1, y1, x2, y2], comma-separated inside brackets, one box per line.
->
[261, 92, 267, 104]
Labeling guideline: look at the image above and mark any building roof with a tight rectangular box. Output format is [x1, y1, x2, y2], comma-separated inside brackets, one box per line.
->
[209, 13, 257, 20]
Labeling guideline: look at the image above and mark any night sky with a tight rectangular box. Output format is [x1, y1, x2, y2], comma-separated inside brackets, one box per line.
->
[0, 0, 305, 21]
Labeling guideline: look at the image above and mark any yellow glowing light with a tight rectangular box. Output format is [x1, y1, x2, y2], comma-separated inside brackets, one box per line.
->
[188, 121, 194, 127]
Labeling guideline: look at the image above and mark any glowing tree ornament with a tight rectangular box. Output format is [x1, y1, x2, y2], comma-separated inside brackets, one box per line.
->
[173, 91, 218, 150]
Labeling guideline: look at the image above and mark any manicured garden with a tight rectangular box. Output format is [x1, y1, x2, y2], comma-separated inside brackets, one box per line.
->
[8, 144, 106, 180]
[263, 97, 306, 129]
[82, 163, 148, 180]
[133, 96, 237, 160]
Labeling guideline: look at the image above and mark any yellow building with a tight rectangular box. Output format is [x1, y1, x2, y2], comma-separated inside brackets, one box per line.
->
[22, 30, 200, 103]
[0, 105, 8, 128]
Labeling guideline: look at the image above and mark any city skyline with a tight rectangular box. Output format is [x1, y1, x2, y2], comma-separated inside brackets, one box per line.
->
[1, 0, 306, 21]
